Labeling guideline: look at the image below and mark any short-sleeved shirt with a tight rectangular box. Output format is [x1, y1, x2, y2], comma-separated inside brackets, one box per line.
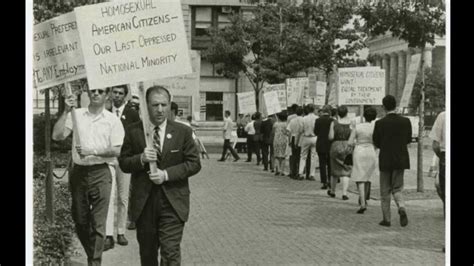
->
[223, 117, 234, 140]
[65, 108, 125, 165]
[301, 113, 318, 137]
[429, 111, 445, 151]
[245, 121, 256, 135]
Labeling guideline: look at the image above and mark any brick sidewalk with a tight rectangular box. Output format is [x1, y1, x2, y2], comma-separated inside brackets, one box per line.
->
[69, 149, 444, 265]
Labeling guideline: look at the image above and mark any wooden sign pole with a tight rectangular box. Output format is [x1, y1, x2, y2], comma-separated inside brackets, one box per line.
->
[137, 82, 159, 174]
[65, 82, 81, 147]
[360, 105, 364, 123]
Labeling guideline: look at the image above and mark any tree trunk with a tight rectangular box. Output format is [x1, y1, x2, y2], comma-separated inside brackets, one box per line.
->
[44, 89, 54, 223]
[417, 47, 425, 192]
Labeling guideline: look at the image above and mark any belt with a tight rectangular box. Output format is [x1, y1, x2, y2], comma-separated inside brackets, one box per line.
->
[73, 163, 107, 169]
[303, 135, 316, 137]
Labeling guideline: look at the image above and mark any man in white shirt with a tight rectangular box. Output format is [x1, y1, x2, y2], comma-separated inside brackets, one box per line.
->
[298, 104, 318, 180]
[218, 110, 240, 162]
[287, 106, 304, 179]
[53, 87, 125, 266]
[244, 115, 256, 162]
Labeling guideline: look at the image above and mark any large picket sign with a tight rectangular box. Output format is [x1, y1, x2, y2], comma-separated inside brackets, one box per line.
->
[74, 0, 192, 89]
[315, 81, 327, 106]
[33, 12, 86, 90]
[237, 91, 257, 114]
[338, 67, 385, 105]
[327, 71, 337, 106]
[262, 83, 287, 110]
[286, 77, 308, 106]
[399, 53, 422, 108]
[263, 91, 282, 116]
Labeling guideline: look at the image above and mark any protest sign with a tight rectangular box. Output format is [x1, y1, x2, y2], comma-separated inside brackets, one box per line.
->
[33, 12, 86, 90]
[315, 81, 327, 106]
[286, 77, 308, 106]
[327, 71, 338, 106]
[262, 83, 286, 110]
[74, 0, 192, 89]
[142, 50, 201, 116]
[308, 73, 317, 98]
[263, 91, 282, 116]
[337, 67, 385, 105]
[237, 91, 257, 114]
[399, 53, 422, 108]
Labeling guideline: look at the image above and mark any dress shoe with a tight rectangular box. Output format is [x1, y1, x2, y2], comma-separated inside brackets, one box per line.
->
[356, 207, 367, 214]
[379, 220, 391, 227]
[275, 172, 280, 176]
[217, 159, 225, 162]
[327, 191, 336, 198]
[342, 195, 349, 200]
[399, 208, 408, 227]
[321, 184, 329, 189]
[270, 169, 274, 173]
[245, 159, 251, 162]
[307, 176, 316, 181]
[117, 234, 128, 246]
[127, 222, 136, 230]
[103, 236, 115, 251]
[263, 168, 268, 171]
[233, 158, 240, 162]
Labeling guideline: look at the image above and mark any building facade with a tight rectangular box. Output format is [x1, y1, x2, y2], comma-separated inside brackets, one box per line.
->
[365, 33, 445, 106]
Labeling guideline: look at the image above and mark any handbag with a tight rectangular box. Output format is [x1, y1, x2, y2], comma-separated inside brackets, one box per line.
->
[344, 153, 353, 166]
[343, 144, 354, 166]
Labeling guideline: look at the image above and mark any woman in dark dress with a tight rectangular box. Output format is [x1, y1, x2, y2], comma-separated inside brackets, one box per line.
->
[328, 105, 353, 200]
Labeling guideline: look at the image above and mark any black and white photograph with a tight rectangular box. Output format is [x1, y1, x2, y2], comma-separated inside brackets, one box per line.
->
[27, 0, 449, 265]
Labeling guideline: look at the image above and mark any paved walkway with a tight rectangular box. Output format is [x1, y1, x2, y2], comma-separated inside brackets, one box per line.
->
[69, 147, 444, 265]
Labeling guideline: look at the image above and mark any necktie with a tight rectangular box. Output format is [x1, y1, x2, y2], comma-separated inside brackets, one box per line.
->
[116, 110, 120, 117]
[153, 126, 162, 162]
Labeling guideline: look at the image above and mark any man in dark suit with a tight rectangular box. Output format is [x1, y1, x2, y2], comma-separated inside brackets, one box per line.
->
[260, 114, 275, 171]
[373, 95, 412, 227]
[104, 84, 141, 250]
[119, 86, 201, 265]
[314, 105, 333, 189]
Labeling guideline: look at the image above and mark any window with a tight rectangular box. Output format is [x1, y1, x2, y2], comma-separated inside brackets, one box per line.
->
[205, 92, 223, 121]
[191, 6, 240, 50]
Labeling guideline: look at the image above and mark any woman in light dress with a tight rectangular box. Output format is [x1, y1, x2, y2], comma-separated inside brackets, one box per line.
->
[272, 111, 289, 176]
[348, 107, 378, 214]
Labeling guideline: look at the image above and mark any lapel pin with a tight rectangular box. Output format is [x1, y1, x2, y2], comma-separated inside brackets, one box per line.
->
[122, 115, 126, 119]
[167, 133, 172, 139]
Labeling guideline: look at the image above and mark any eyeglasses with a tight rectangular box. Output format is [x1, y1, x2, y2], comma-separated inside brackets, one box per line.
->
[90, 89, 105, 94]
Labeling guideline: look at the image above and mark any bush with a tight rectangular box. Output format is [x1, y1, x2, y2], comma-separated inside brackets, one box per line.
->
[33, 178, 78, 264]
[33, 114, 72, 154]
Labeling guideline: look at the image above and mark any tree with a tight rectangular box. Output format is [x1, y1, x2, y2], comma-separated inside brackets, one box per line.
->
[357, 0, 445, 192]
[204, 1, 367, 110]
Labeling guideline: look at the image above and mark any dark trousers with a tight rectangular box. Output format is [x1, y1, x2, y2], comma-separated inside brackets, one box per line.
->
[136, 186, 185, 266]
[438, 152, 445, 211]
[379, 170, 405, 221]
[70, 164, 112, 266]
[318, 152, 331, 184]
[253, 140, 262, 164]
[220, 139, 240, 160]
[261, 142, 273, 170]
[289, 137, 301, 178]
[246, 136, 254, 161]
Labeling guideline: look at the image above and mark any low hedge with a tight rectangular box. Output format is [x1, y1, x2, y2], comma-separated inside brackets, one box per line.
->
[33, 178, 78, 265]
[33, 114, 72, 154]
[33, 152, 77, 265]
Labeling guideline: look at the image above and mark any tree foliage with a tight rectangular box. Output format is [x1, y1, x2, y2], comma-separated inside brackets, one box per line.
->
[357, 1, 445, 49]
[410, 66, 445, 112]
[203, 1, 367, 108]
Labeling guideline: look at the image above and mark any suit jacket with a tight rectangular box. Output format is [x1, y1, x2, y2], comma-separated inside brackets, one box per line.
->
[373, 113, 412, 171]
[261, 118, 274, 144]
[118, 120, 201, 222]
[108, 105, 140, 128]
[253, 119, 263, 142]
[314, 115, 333, 153]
